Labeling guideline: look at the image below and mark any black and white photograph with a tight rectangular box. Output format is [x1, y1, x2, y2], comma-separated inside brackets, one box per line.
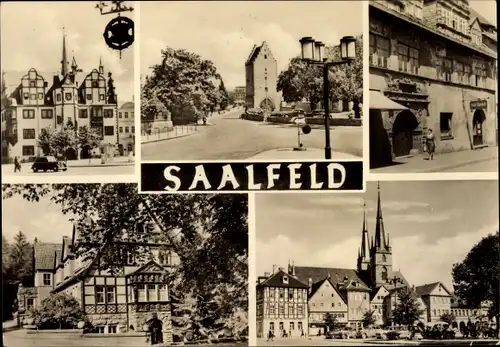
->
[368, 0, 497, 173]
[2, 184, 248, 347]
[255, 180, 499, 346]
[1, 1, 135, 178]
[140, 1, 363, 161]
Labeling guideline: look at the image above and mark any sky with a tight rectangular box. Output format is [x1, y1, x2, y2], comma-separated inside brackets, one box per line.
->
[140, 1, 363, 90]
[0, 1, 135, 103]
[256, 180, 499, 292]
[470, 1, 497, 26]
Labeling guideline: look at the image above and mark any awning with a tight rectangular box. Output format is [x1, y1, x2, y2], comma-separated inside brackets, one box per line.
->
[370, 90, 408, 110]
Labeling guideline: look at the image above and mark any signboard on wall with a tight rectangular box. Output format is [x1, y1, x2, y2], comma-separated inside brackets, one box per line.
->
[470, 99, 488, 111]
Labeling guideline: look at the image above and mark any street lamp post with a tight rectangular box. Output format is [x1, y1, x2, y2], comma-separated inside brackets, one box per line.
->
[299, 36, 356, 159]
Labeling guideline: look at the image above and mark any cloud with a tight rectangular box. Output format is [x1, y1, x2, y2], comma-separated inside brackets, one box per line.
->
[389, 208, 460, 224]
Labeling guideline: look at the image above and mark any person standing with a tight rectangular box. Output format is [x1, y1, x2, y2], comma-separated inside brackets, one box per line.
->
[146, 313, 163, 345]
[13, 156, 21, 172]
[425, 128, 435, 160]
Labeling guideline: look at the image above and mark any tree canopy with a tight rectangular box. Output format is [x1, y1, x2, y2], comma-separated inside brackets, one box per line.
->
[392, 287, 425, 328]
[277, 35, 363, 109]
[2, 184, 248, 338]
[142, 48, 229, 124]
[452, 232, 499, 325]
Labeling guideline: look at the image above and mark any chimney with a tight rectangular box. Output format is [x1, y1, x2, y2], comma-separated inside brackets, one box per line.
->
[272, 265, 277, 274]
[264, 272, 270, 278]
[34, 237, 38, 243]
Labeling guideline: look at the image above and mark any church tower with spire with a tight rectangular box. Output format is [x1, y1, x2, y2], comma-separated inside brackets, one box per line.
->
[369, 182, 393, 287]
[356, 202, 370, 272]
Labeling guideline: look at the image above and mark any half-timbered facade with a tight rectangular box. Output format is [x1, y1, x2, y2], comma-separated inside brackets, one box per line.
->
[369, 0, 496, 166]
[17, 223, 177, 342]
[3, 32, 119, 161]
[256, 269, 309, 338]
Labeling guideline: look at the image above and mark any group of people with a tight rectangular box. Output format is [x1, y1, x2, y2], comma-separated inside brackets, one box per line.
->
[267, 328, 306, 341]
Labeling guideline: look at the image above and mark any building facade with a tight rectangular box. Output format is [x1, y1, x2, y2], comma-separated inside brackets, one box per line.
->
[3, 33, 120, 161]
[233, 86, 246, 105]
[256, 269, 309, 338]
[117, 101, 135, 156]
[256, 183, 493, 337]
[17, 222, 177, 342]
[369, 0, 497, 162]
[245, 41, 281, 112]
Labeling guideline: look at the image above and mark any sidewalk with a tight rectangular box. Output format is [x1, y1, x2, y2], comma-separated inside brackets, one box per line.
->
[249, 148, 362, 160]
[67, 156, 135, 168]
[141, 125, 198, 144]
[373, 146, 498, 173]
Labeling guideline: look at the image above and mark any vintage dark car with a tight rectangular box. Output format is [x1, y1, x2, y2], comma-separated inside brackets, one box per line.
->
[31, 156, 68, 173]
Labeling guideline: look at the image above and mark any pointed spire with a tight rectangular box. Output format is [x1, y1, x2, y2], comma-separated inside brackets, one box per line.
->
[361, 201, 369, 258]
[71, 56, 78, 70]
[99, 57, 104, 74]
[61, 28, 69, 76]
[375, 182, 388, 249]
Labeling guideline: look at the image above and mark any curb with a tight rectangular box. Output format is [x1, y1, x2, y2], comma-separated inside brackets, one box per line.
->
[141, 132, 198, 144]
[421, 155, 498, 173]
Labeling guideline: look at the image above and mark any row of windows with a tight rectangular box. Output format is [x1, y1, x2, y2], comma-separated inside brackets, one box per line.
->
[136, 284, 168, 302]
[23, 92, 44, 101]
[311, 302, 344, 308]
[21, 109, 114, 119]
[369, 33, 493, 88]
[119, 126, 135, 134]
[266, 287, 305, 302]
[79, 109, 114, 118]
[118, 111, 134, 118]
[267, 303, 304, 316]
[439, 6, 468, 35]
[451, 308, 478, 317]
[269, 321, 303, 332]
[23, 129, 35, 140]
[310, 312, 345, 321]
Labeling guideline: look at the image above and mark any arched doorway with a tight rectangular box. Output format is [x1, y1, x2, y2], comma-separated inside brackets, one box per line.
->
[472, 109, 486, 146]
[392, 110, 419, 157]
[260, 98, 275, 112]
[80, 145, 91, 159]
[65, 147, 77, 160]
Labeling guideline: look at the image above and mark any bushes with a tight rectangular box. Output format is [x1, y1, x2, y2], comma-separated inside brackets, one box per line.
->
[241, 108, 264, 122]
[31, 293, 86, 330]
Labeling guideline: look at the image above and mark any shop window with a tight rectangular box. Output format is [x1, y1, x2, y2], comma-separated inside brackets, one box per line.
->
[94, 326, 105, 334]
[440, 112, 453, 139]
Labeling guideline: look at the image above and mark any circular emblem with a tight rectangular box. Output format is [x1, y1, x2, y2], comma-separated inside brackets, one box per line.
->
[103, 16, 134, 51]
[302, 125, 312, 135]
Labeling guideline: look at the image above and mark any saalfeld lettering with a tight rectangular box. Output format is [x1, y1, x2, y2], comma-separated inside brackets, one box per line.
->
[158, 162, 356, 191]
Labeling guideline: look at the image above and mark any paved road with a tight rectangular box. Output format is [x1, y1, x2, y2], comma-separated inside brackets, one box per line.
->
[257, 337, 382, 346]
[141, 109, 362, 161]
[2, 163, 134, 179]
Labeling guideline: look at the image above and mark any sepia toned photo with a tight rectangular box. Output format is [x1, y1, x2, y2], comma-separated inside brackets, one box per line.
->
[2, 184, 248, 347]
[255, 181, 499, 346]
[140, 1, 363, 161]
[0, 1, 135, 179]
[368, 0, 497, 173]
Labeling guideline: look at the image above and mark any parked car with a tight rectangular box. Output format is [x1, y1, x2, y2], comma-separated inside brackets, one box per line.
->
[328, 328, 356, 339]
[356, 328, 384, 339]
[31, 156, 67, 173]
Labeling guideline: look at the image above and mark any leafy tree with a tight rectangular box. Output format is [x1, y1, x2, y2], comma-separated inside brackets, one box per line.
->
[31, 293, 85, 329]
[324, 313, 337, 331]
[2, 234, 9, 276]
[218, 80, 229, 111]
[37, 127, 57, 155]
[362, 309, 376, 327]
[452, 231, 499, 337]
[392, 287, 424, 329]
[77, 126, 101, 163]
[8, 230, 33, 286]
[143, 48, 227, 125]
[141, 92, 169, 123]
[53, 124, 76, 158]
[440, 312, 456, 326]
[277, 35, 363, 112]
[2, 185, 248, 337]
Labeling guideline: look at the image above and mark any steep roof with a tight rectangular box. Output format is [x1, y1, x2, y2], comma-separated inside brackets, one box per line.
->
[294, 266, 370, 291]
[309, 277, 348, 303]
[415, 282, 452, 296]
[34, 242, 62, 271]
[245, 44, 262, 65]
[257, 269, 309, 289]
[469, 7, 496, 29]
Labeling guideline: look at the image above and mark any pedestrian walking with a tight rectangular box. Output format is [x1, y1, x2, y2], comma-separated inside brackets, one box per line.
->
[127, 150, 133, 162]
[146, 313, 163, 345]
[13, 156, 21, 172]
[424, 128, 435, 160]
[267, 329, 274, 342]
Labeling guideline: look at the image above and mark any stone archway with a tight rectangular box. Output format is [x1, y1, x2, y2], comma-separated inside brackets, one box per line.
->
[65, 147, 77, 160]
[260, 98, 276, 112]
[392, 110, 419, 157]
[472, 109, 486, 146]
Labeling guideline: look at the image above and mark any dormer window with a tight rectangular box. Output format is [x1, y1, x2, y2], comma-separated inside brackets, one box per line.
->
[282, 275, 289, 284]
